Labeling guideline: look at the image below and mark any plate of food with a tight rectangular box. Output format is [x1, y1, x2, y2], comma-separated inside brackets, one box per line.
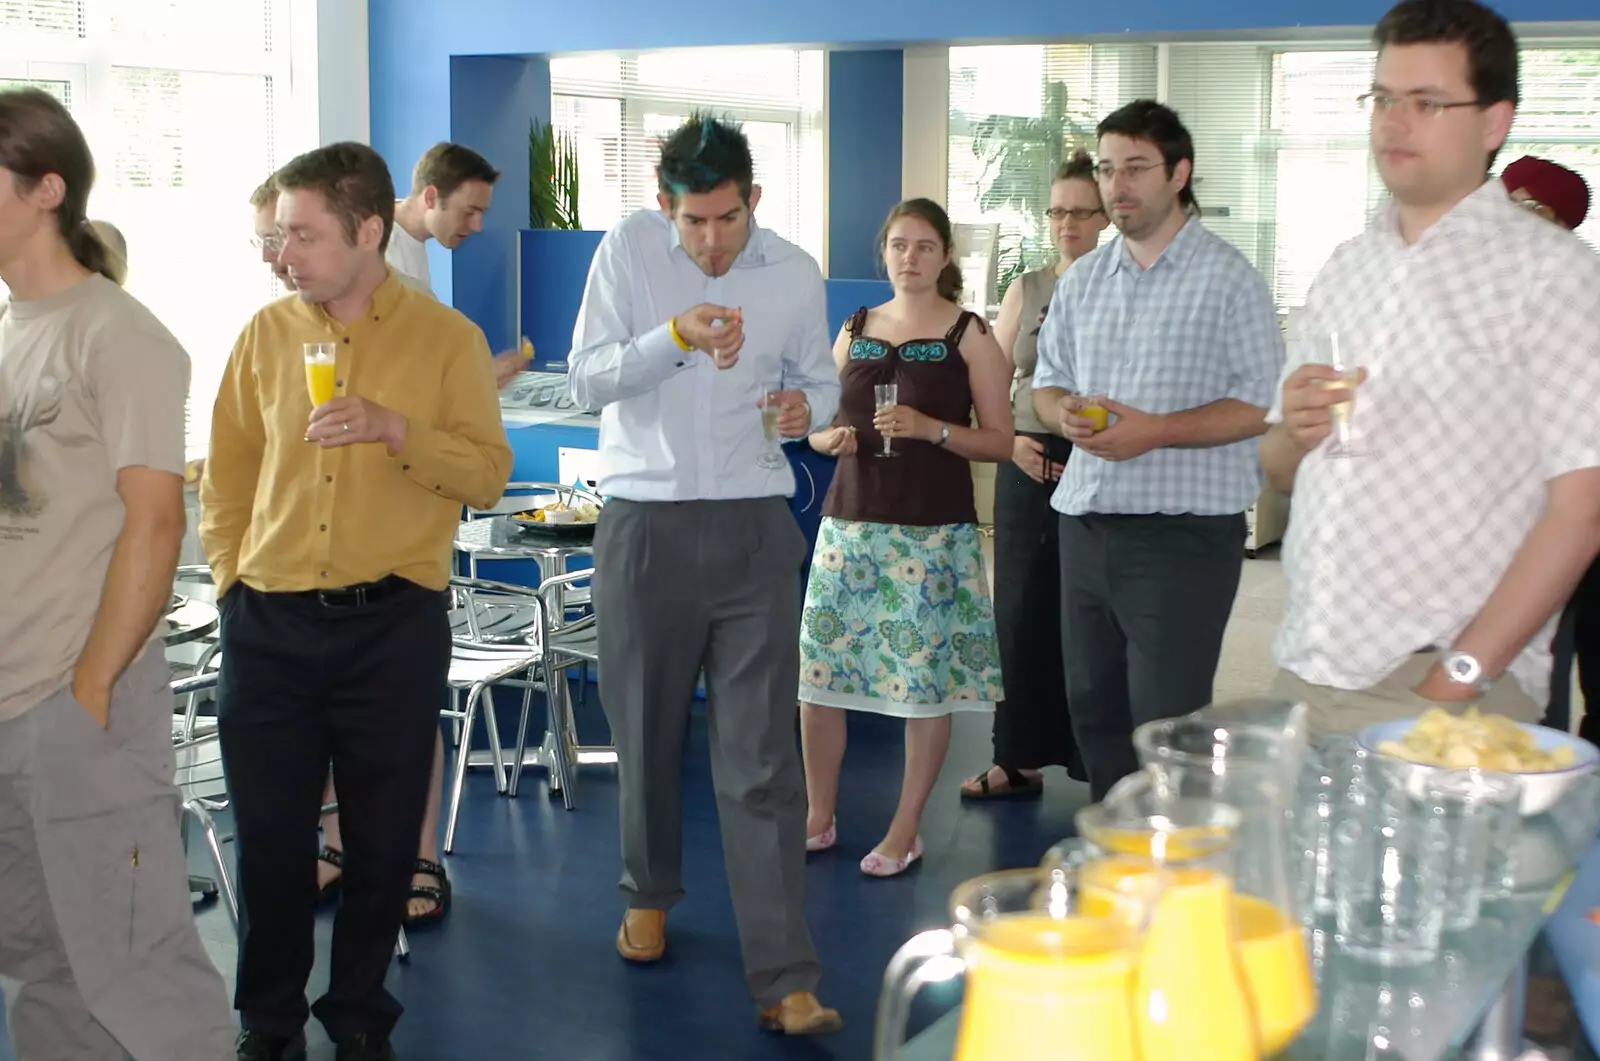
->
[1357, 707, 1600, 815]
[508, 494, 602, 538]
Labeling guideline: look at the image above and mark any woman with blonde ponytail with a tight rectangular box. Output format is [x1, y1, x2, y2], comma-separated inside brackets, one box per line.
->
[797, 197, 1015, 876]
[0, 86, 236, 1060]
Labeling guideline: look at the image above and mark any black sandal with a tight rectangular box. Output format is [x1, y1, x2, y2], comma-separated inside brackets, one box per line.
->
[317, 846, 344, 904]
[960, 766, 1044, 801]
[405, 858, 451, 926]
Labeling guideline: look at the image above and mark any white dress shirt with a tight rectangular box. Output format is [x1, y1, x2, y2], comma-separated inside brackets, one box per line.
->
[568, 209, 840, 502]
[1268, 180, 1600, 703]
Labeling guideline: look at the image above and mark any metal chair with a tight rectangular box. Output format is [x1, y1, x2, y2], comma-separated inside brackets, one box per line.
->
[172, 565, 222, 741]
[442, 578, 562, 852]
[174, 671, 411, 961]
[508, 566, 609, 800]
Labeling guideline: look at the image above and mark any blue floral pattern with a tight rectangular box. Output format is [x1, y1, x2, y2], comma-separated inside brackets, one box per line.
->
[799, 518, 1003, 717]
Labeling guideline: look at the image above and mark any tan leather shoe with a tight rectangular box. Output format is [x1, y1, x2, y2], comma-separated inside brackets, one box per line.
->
[757, 991, 842, 1035]
[615, 909, 666, 962]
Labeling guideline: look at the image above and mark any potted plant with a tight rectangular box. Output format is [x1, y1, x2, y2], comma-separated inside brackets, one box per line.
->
[528, 116, 581, 230]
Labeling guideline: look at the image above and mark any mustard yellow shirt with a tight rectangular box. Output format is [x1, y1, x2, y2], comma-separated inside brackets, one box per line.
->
[200, 271, 512, 594]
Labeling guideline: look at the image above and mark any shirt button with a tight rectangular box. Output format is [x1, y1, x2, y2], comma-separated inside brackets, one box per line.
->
[402, 464, 411, 471]
[320, 570, 329, 578]
[324, 475, 332, 483]
[319, 524, 327, 532]
[343, 337, 351, 344]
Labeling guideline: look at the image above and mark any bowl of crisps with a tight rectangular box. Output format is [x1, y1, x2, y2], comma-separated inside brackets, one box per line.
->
[1357, 708, 1599, 816]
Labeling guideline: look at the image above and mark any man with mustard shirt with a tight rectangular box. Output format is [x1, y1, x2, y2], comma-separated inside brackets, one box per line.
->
[200, 142, 511, 1061]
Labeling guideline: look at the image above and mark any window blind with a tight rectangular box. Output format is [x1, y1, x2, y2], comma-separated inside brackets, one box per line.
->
[947, 44, 1158, 298]
[550, 48, 826, 268]
[0, 0, 297, 457]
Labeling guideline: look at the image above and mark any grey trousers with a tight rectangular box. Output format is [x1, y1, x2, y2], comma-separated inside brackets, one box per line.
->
[593, 497, 820, 1006]
[0, 646, 235, 1060]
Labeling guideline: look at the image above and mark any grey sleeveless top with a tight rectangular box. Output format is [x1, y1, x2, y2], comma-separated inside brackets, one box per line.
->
[1009, 266, 1058, 434]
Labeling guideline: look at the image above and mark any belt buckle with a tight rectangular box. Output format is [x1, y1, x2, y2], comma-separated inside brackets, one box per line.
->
[317, 584, 367, 609]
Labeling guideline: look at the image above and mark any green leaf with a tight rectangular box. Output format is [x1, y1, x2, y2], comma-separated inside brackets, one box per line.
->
[528, 117, 583, 229]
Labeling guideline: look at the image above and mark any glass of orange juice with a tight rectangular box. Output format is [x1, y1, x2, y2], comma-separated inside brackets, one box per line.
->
[874, 866, 1150, 1061]
[1075, 394, 1110, 432]
[305, 342, 337, 408]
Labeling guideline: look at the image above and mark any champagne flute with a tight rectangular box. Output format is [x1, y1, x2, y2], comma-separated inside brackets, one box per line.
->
[304, 342, 338, 407]
[874, 383, 900, 458]
[1313, 331, 1364, 458]
[757, 383, 787, 470]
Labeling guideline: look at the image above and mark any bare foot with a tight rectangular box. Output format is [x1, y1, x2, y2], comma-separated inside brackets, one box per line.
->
[805, 812, 834, 838]
[407, 868, 442, 920]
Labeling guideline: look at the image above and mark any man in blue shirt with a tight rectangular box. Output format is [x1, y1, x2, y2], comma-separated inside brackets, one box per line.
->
[568, 114, 841, 1036]
[1034, 100, 1284, 800]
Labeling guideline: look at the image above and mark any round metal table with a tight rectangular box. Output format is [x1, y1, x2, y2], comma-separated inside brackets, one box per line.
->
[164, 595, 219, 646]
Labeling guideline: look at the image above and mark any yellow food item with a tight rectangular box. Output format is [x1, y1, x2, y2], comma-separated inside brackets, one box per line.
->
[1378, 707, 1576, 773]
[520, 336, 535, 361]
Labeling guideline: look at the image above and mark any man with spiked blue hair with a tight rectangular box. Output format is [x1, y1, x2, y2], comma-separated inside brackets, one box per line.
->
[568, 112, 841, 1036]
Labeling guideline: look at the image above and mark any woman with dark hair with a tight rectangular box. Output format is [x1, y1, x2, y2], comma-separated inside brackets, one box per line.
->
[0, 87, 236, 1060]
[962, 152, 1108, 800]
[800, 197, 1013, 876]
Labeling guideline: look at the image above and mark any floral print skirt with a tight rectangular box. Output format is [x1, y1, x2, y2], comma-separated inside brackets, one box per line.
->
[798, 517, 1003, 719]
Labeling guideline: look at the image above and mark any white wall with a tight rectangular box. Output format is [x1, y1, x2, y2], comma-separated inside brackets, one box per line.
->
[289, 0, 371, 148]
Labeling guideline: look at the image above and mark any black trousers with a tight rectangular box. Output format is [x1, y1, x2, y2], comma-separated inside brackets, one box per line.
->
[1575, 559, 1600, 745]
[1058, 513, 1246, 800]
[216, 578, 448, 1041]
[991, 433, 1080, 775]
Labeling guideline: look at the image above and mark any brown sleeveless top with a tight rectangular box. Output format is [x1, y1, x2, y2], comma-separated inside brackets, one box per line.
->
[821, 307, 981, 527]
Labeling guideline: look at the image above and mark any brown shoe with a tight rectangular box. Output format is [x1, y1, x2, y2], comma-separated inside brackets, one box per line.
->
[615, 909, 666, 962]
[757, 991, 842, 1036]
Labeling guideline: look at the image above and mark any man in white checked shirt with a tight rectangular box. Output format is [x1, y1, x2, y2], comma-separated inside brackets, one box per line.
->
[1263, 0, 1600, 736]
[1033, 100, 1284, 800]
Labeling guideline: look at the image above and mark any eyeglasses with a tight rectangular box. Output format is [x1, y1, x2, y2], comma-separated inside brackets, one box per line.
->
[1094, 161, 1163, 182]
[1357, 92, 1483, 119]
[251, 235, 285, 254]
[1045, 207, 1105, 221]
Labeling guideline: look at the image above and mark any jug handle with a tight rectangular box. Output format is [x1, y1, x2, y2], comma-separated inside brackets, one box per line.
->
[872, 928, 960, 1061]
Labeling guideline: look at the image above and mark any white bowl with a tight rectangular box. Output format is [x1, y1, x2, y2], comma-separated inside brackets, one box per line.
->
[1355, 718, 1599, 816]
[542, 507, 576, 524]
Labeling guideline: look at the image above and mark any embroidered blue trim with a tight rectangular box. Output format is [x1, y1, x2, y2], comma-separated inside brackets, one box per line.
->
[849, 338, 889, 361]
[900, 341, 948, 363]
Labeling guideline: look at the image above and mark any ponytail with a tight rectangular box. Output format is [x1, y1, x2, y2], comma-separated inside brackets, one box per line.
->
[936, 261, 963, 303]
[66, 218, 123, 285]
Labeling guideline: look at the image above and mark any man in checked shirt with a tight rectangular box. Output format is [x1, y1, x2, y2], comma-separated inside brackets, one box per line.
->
[1033, 100, 1284, 800]
[1264, 0, 1600, 736]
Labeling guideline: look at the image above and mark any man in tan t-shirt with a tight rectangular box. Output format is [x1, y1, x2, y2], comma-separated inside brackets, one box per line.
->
[0, 87, 234, 1061]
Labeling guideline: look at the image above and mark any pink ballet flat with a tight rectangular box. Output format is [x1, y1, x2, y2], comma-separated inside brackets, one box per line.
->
[806, 819, 836, 853]
[860, 837, 923, 878]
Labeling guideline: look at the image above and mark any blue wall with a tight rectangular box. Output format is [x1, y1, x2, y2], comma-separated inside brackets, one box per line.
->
[371, 0, 1597, 315]
[826, 50, 903, 280]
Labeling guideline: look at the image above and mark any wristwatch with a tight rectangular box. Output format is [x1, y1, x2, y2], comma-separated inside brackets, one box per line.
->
[932, 422, 950, 447]
[1441, 650, 1493, 695]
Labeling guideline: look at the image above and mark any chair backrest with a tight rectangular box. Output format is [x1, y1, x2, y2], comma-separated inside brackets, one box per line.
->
[449, 576, 549, 651]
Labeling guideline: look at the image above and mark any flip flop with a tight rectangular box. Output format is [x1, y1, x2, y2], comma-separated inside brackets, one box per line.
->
[405, 858, 452, 926]
[960, 766, 1044, 801]
[317, 845, 343, 904]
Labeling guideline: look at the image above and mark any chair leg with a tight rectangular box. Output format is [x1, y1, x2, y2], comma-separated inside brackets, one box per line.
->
[186, 798, 239, 929]
[508, 674, 536, 798]
[547, 666, 577, 812]
[481, 687, 508, 794]
[443, 689, 481, 854]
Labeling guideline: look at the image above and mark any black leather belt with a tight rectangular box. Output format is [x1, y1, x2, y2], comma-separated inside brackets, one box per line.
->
[292, 575, 410, 609]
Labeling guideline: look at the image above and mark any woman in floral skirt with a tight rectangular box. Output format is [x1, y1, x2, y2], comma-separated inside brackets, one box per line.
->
[800, 198, 1014, 877]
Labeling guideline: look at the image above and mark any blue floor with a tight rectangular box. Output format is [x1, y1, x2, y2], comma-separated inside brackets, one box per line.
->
[0, 686, 1089, 1060]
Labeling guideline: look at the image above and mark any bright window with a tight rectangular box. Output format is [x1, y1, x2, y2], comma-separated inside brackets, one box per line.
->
[0, 0, 303, 457]
[946, 34, 1600, 312]
[550, 48, 826, 269]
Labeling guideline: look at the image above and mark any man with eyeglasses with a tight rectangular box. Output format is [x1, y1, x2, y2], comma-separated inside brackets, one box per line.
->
[1263, 0, 1600, 736]
[251, 178, 295, 292]
[1032, 100, 1283, 800]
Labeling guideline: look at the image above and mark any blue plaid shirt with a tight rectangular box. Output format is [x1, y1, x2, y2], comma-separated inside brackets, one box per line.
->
[1034, 218, 1283, 516]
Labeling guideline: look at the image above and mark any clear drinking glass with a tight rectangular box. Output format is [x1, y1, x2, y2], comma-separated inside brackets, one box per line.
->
[304, 342, 338, 407]
[1426, 770, 1521, 927]
[1331, 756, 1453, 965]
[1309, 331, 1364, 458]
[874, 383, 900, 458]
[757, 383, 787, 470]
[1296, 736, 1373, 922]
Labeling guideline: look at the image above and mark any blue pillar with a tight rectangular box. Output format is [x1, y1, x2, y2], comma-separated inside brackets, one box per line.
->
[825, 49, 903, 280]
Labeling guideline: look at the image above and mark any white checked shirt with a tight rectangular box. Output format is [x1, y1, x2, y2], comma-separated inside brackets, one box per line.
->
[1269, 180, 1600, 703]
[1034, 217, 1283, 516]
[568, 210, 839, 502]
